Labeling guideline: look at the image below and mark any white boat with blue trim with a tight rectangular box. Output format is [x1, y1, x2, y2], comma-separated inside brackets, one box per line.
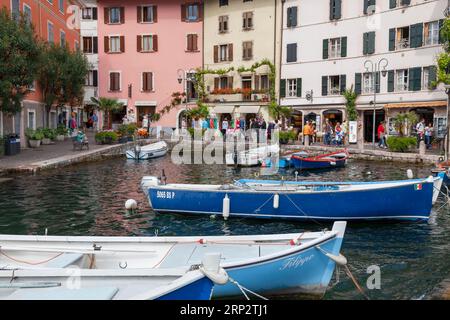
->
[0, 221, 347, 299]
[126, 141, 168, 160]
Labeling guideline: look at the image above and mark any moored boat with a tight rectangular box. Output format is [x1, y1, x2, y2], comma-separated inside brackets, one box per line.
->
[0, 221, 347, 299]
[290, 149, 349, 170]
[142, 174, 444, 222]
[225, 144, 280, 167]
[126, 141, 168, 160]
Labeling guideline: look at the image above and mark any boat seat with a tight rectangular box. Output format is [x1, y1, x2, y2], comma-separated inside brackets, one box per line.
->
[43, 253, 84, 268]
[6, 286, 119, 300]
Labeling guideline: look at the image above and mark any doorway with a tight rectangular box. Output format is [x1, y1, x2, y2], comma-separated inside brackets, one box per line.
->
[136, 106, 156, 127]
[364, 110, 385, 143]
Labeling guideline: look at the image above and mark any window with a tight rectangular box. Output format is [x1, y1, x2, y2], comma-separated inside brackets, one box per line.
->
[396, 69, 408, 91]
[286, 6, 297, 28]
[363, 32, 375, 55]
[137, 5, 157, 23]
[287, 79, 297, 97]
[23, 4, 32, 25]
[59, 0, 64, 13]
[47, 22, 54, 43]
[259, 75, 269, 90]
[242, 41, 253, 60]
[243, 12, 253, 30]
[330, 0, 342, 20]
[390, 0, 411, 9]
[108, 7, 122, 24]
[329, 38, 341, 58]
[27, 111, 36, 130]
[423, 66, 437, 90]
[27, 81, 36, 92]
[219, 16, 228, 33]
[83, 36, 98, 54]
[219, 0, 228, 7]
[85, 70, 98, 86]
[424, 21, 440, 46]
[213, 76, 233, 91]
[187, 34, 198, 52]
[363, 73, 374, 94]
[323, 37, 346, 59]
[363, 0, 376, 14]
[220, 45, 228, 61]
[109, 36, 122, 53]
[138, 35, 157, 52]
[11, 0, 20, 21]
[82, 8, 97, 20]
[186, 4, 199, 21]
[142, 72, 154, 92]
[396, 26, 410, 49]
[329, 76, 341, 95]
[109, 72, 121, 91]
[60, 30, 66, 46]
[213, 44, 233, 62]
[187, 73, 198, 100]
[286, 43, 297, 63]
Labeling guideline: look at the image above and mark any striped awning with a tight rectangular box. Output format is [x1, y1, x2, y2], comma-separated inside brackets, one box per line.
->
[238, 105, 260, 114]
[213, 105, 235, 114]
[384, 101, 447, 109]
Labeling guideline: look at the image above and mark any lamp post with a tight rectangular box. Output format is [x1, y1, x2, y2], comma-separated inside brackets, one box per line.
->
[364, 58, 389, 149]
[177, 69, 196, 130]
[445, 85, 450, 160]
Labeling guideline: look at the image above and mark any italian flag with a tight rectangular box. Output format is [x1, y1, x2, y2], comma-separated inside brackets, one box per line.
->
[414, 184, 422, 191]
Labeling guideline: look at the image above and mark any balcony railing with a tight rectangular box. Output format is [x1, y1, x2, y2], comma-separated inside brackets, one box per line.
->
[396, 39, 410, 50]
[206, 91, 270, 103]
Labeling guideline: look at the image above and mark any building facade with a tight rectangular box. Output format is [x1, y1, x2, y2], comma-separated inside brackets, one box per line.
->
[280, 0, 447, 143]
[97, 0, 203, 129]
[0, 0, 81, 144]
[203, 0, 282, 129]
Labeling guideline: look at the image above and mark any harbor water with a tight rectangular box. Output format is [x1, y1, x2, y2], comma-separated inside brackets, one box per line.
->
[0, 156, 449, 300]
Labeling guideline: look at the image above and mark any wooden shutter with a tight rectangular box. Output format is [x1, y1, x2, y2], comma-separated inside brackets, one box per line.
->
[137, 6, 142, 23]
[214, 45, 219, 63]
[219, 16, 223, 32]
[323, 39, 329, 59]
[387, 70, 394, 92]
[409, 67, 422, 91]
[254, 75, 260, 90]
[364, 0, 369, 14]
[429, 66, 437, 89]
[340, 74, 346, 94]
[410, 23, 423, 48]
[280, 79, 286, 98]
[389, 0, 396, 9]
[401, 0, 411, 5]
[368, 32, 375, 54]
[228, 76, 233, 89]
[291, 6, 297, 27]
[153, 6, 158, 22]
[363, 33, 368, 55]
[198, 3, 203, 21]
[109, 73, 113, 91]
[214, 78, 220, 90]
[93, 70, 98, 87]
[120, 7, 125, 24]
[341, 37, 347, 57]
[152, 35, 158, 51]
[148, 72, 153, 91]
[93, 37, 98, 54]
[92, 8, 97, 20]
[187, 34, 193, 51]
[331, 0, 341, 20]
[388, 28, 395, 51]
[355, 73, 362, 95]
[286, 7, 292, 28]
[243, 12, 247, 29]
[104, 36, 109, 53]
[228, 43, 233, 61]
[296, 78, 302, 97]
[143, 72, 148, 91]
[193, 34, 198, 51]
[322, 76, 328, 96]
[137, 35, 142, 52]
[104, 8, 109, 24]
[181, 4, 186, 21]
[329, 0, 334, 20]
[120, 36, 125, 53]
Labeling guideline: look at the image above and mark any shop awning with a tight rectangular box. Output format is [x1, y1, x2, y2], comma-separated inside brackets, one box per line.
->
[213, 105, 235, 114]
[384, 101, 447, 109]
[238, 105, 260, 114]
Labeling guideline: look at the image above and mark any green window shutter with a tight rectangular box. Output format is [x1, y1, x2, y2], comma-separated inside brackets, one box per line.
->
[329, 0, 334, 20]
[287, 7, 292, 27]
[291, 7, 297, 27]
[368, 31, 375, 54]
[280, 79, 286, 98]
[340, 74, 346, 94]
[375, 72, 380, 93]
[410, 23, 423, 48]
[387, 70, 395, 92]
[296, 78, 302, 97]
[429, 66, 437, 90]
[439, 19, 444, 44]
[363, 33, 368, 55]
[323, 39, 329, 59]
[335, 0, 341, 19]
[390, 0, 397, 8]
[341, 37, 347, 57]
[401, 0, 411, 5]
[322, 76, 328, 96]
[389, 28, 396, 51]
[408, 67, 421, 91]
[355, 73, 362, 95]
[363, 0, 369, 14]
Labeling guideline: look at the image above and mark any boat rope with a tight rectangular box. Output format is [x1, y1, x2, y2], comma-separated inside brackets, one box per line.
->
[228, 276, 269, 301]
[252, 195, 275, 213]
[433, 185, 450, 212]
[0, 249, 63, 266]
[343, 264, 370, 300]
[284, 194, 323, 227]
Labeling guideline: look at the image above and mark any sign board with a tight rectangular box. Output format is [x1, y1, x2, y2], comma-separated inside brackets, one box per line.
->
[349, 121, 357, 144]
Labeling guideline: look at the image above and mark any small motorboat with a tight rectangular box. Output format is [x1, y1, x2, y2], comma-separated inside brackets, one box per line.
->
[225, 144, 280, 167]
[0, 222, 347, 299]
[141, 173, 444, 222]
[432, 158, 450, 186]
[290, 149, 349, 170]
[126, 141, 168, 160]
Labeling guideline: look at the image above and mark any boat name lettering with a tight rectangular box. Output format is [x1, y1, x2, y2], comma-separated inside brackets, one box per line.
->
[156, 191, 176, 199]
[280, 254, 314, 270]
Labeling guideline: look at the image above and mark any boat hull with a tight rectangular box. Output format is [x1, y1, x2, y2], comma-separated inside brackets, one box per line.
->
[147, 181, 433, 221]
[291, 157, 346, 170]
[126, 147, 168, 160]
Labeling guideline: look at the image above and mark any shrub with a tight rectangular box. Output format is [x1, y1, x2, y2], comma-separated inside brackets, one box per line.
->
[25, 128, 44, 141]
[41, 128, 56, 140]
[277, 130, 297, 143]
[386, 136, 416, 152]
[95, 131, 118, 144]
[56, 125, 68, 136]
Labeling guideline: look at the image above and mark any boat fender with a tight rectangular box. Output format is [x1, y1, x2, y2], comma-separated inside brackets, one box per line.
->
[200, 266, 229, 285]
[198, 239, 207, 244]
[273, 194, 279, 209]
[290, 239, 301, 246]
[223, 195, 230, 220]
[125, 199, 138, 210]
[407, 169, 414, 179]
[330, 161, 336, 166]
[317, 247, 348, 266]
[200, 253, 229, 285]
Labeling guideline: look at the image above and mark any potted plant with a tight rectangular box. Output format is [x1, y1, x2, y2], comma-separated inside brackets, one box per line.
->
[41, 128, 56, 145]
[26, 128, 44, 148]
[95, 131, 118, 145]
[55, 125, 68, 141]
[127, 123, 138, 141]
[117, 125, 129, 143]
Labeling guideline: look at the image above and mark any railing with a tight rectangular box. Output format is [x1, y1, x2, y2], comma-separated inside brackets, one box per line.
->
[206, 92, 270, 103]
[396, 39, 410, 50]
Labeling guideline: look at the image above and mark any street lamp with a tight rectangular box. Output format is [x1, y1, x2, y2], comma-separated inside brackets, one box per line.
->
[364, 58, 389, 149]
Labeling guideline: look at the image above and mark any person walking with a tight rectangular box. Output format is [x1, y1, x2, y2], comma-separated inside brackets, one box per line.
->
[377, 121, 387, 149]
[416, 118, 425, 148]
[334, 122, 342, 145]
[425, 123, 433, 150]
[324, 119, 333, 145]
[221, 117, 229, 140]
[91, 112, 98, 131]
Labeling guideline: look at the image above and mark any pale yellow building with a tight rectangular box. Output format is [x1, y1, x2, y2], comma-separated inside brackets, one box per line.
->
[203, 0, 282, 129]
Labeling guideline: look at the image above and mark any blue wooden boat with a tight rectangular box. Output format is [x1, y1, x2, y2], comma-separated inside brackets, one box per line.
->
[290, 149, 349, 170]
[0, 223, 347, 299]
[141, 174, 444, 222]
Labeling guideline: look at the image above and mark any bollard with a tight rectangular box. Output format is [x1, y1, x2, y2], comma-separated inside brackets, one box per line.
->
[304, 135, 310, 146]
[419, 140, 426, 155]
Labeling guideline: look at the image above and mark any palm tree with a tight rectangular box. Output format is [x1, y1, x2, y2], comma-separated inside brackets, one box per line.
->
[90, 97, 124, 129]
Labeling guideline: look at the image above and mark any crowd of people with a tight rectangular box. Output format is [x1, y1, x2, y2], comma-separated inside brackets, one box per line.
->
[301, 119, 347, 146]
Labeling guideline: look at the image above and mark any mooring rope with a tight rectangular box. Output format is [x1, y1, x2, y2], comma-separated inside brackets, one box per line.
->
[343, 264, 370, 300]
[228, 276, 269, 301]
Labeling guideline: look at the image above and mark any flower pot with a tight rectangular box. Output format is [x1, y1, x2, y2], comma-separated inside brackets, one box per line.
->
[42, 138, 52, 145]
[56, 135, 65, 141]
[29, 140, 41, 148]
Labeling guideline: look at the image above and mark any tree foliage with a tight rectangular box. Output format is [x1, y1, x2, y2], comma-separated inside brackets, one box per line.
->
[436, 18, 450, 85]
[343, 85, 358, 121]
[90, 97, 124, 129]
[0, 8, 41, 114]
[393, 112, 419, 137]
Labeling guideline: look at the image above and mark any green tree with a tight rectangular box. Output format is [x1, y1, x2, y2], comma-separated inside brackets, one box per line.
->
[268, 101, 292, 121]
[90, 97, 124, 129]
[393, 112, 419, 137]
[343, 85, 358, 121]
[0, 8, 41, 114]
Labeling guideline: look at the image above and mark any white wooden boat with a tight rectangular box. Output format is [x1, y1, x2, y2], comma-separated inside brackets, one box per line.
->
[225, 144, 280, 166]
[0, 222, 347, 299]
[126, 141, 168, 160]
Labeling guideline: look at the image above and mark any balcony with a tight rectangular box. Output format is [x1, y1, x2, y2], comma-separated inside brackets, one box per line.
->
[205, 89, 270, 104]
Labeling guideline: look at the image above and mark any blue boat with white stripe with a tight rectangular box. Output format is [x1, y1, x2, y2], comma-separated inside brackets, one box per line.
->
[141, 174, 444, 222]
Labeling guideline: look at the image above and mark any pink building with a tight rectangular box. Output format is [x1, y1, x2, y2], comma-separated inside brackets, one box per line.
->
[98, 0, 203, 128]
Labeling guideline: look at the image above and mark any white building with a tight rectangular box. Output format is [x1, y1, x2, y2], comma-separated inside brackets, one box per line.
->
[280, 0, 447, 143]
